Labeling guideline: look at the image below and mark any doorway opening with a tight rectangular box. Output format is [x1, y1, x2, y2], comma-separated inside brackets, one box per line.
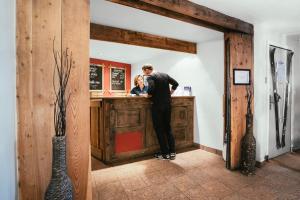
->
[89, 0, 225, 172]
[268, 44, 294, 159]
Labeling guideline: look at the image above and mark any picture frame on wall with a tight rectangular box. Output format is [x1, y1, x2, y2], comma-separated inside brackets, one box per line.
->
[110, 66, 126, 93]
[233, 69, 251, 85]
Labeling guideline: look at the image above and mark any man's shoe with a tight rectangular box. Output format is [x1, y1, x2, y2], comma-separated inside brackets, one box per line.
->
[154, 152, 161, 158]
[170, 152, 176, 160]
[154, 153, 170, 160]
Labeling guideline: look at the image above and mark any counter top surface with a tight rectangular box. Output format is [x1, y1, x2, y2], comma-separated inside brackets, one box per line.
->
[90, 96, 195, 100]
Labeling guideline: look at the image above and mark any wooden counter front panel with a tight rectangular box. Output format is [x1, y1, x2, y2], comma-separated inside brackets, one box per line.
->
[90, 97, 194, 163]
[90, 101, 104, 160]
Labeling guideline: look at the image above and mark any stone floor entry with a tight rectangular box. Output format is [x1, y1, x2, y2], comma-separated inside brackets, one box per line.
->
[92, 149, 300, 200]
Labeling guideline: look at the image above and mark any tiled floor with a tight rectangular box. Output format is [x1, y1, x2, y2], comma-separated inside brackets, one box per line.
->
[92, 150, 300, 200]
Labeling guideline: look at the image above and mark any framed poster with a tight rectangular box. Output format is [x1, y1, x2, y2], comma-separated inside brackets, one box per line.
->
[233, 69, 251, 85]
[110, 67, 126, 92]
[89, 64, 103, 91]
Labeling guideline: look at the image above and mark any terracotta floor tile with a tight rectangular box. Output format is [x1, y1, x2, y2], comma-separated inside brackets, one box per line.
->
[222, 193, 250, 200]
[180, 156, 209, 169]
[216, 171, 263, 191]
[151, 182, 183, 200]
[185, 168, 217, 184]
[169, 157, 200, 170]
[92, 150, 300, 200]
[238, 183, 280, 200]
[201, 180, 234, 199]
[92, 169, 119, 186]
[183, 185, 218, 200]
[271, 152, 300, 172]
[170, 174, 199, 192]
[141, 159, 171, 173]
[97, 181, 128, 200]
[160, 192, 190, 200]
[141, 171, 168, 185]
[162, 165, 185, 180]
[255, 163, 291, 177]
[203, 166, 232, 179]
[262, 173, 299, 192]
[276, 168, 300, 182]
[126, 186, 159, 200]
[274, 186, 300, 200]
[120, 176, 149, 192]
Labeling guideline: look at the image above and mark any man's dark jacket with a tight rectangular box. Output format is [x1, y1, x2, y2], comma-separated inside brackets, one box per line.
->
[147, 72, 179, 106]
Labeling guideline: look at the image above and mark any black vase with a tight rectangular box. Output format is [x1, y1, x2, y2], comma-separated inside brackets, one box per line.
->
[45, 136, 73, 200]
[240, 113, 256, 175]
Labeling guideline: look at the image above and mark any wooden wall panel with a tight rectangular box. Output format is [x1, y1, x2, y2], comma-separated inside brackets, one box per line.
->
[225, 32, 254, 169]
[17, 0, 61, 199]
[62, 0, 91, 199]
[17, 0, 91, 199]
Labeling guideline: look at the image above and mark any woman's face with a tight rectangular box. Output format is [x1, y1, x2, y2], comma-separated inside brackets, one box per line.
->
[137, 76, 144, 86]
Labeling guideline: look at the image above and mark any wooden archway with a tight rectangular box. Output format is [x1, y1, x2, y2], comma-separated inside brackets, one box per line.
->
[16, 0, 253, 199]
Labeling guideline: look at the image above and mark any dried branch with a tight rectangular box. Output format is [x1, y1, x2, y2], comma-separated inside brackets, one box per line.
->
[246, 86, 253, 115]
[53, 38, 73, 137]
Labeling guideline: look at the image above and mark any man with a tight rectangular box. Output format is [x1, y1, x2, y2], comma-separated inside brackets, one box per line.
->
[142, 64, 179, 160]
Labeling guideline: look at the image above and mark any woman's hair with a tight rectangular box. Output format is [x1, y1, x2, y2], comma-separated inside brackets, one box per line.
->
[134, 75, 143, 86]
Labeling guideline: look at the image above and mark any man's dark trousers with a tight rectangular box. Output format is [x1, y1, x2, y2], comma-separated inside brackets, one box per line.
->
[151, 104, 175, 155]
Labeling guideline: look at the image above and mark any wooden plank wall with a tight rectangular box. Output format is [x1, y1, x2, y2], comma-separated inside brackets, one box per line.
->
[62, 0, 91, 199]
[16, 0, 91, 199]
[225, 32, 254, 169]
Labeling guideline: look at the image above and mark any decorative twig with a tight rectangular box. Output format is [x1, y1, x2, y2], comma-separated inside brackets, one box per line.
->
[53, 38, 73, 137]
[246, 86, 253, 114]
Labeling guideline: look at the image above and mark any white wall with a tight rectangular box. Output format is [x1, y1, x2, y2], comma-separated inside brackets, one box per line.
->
[131, 39, 224, 151]
[254, 23, 289, 161]
[287, 36, 300, 150]
[0, 0, 17, 199]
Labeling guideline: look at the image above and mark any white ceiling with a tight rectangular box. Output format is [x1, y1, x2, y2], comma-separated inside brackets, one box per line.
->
[90, 0, 223, 43]
[90, 0, 300, 64]
[90, 39, 183, 64]
[191, 0, 300, 35]
[90, 0, 223, 64]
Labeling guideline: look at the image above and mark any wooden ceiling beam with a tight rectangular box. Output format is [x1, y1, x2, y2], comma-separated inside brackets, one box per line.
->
[106, 0, 253, 35]
[90, 23, 197, 54]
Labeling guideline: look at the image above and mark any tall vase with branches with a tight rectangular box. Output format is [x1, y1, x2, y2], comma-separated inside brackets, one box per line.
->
[45, 40, 74, 200]
[240, 86, 256, 175]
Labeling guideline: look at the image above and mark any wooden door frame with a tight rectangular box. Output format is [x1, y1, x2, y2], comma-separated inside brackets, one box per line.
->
[100, 0, 255, 170]
[16, 1, 254, 199]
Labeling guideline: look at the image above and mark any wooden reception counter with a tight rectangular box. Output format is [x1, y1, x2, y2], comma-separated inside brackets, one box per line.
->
[90, 96, 194, 163]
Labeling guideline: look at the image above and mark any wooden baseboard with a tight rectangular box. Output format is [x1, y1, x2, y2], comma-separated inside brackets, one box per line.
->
[194, 143, 222, 156]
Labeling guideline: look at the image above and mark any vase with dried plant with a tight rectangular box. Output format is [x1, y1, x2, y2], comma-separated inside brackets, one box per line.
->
[240, 86, 256, 175]
[45, 40, 74, 200]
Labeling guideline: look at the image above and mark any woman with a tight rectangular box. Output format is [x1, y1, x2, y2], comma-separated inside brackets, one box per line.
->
[130, 75, 148, 96]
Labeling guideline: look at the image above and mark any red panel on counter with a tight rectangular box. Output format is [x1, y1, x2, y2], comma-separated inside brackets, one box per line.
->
[115, 131, 143, 154]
